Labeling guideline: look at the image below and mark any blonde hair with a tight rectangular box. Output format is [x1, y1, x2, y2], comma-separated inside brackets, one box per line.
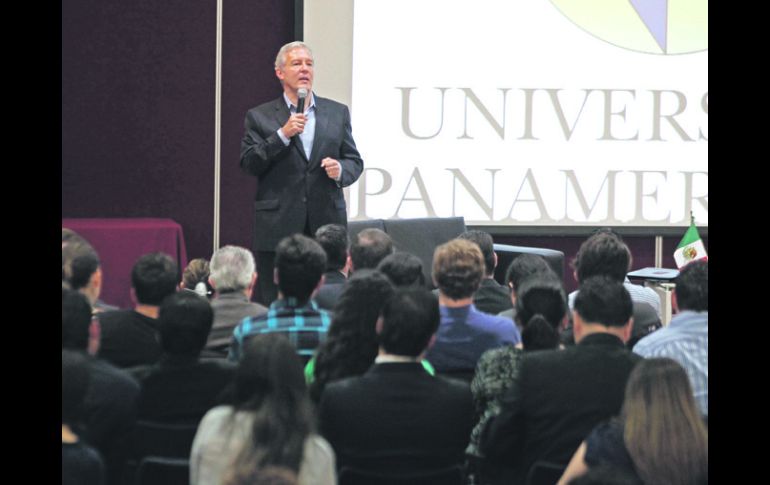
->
[432, 239, 484, 300]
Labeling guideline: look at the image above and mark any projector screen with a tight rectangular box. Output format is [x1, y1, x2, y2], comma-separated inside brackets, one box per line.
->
[305, 0, 708, 228]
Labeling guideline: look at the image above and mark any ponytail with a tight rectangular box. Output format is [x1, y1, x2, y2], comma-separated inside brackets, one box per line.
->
[521, 313, 560, 351]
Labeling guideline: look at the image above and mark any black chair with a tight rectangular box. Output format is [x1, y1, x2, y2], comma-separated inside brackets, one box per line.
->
[525, 460, 566, 485]
[123, 420, 199, 484]
[338, 464, 465, 485]
[134, 456, 189, 485]
[493, 244, 565, 284]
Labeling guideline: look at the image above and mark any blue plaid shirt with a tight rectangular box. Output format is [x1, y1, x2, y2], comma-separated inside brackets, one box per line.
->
[228, 297, 331, 362]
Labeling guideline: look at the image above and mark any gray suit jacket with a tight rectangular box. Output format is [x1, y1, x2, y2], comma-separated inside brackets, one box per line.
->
[240, 94, 364, 251]
[206, 292, 267, 356]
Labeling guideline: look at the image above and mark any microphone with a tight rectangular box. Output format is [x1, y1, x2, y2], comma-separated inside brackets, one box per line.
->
[297, 88, 308, 114]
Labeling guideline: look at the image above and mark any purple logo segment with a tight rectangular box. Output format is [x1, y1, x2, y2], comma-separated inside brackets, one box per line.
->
[629, 0, 668, 52]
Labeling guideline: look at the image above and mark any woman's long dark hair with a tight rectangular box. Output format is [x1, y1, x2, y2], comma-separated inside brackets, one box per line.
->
[623, 358, 708, 485]
[227, 334, 314, 474]
[309, 269, 395, 402]
[515, 274, 567, 351]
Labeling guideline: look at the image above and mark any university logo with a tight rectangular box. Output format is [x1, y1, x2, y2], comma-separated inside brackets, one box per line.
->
[550, 0, 708, 55]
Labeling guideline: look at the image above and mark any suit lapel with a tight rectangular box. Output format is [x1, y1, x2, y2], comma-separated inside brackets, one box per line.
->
[309, 96, 328, 169]
[273, 97, 309, 164]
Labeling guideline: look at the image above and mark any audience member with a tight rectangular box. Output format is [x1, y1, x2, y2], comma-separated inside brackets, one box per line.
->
[480, 276, 641, 485]
[62, 237, 118, 313]
[128, 292, 236, 423]
[98, 252, 179, 368]
[313, 224, 352, 311]
[62, 288, 139, 484]
[633, 259, 708, 416]
[558, 358, 707, 485]
[497, 254, 555, 324]
[180, 258, 214, 299]
[377, 251, 426, 288]
[468, 273, 568, 458]
[190, 334, 336, 485]
[458, 230, 512, 315]
[229, 234, 331, 362]
[565, 464, 642, 485]
[569, 229, 661, 316]
[62, 349, 105, 485]
[319, 289, 473, 474]
[349, 228, 394, 271]
[307, 270, 396, 402]
[206, 246, 267, 356]
[424, 239, 520, 373]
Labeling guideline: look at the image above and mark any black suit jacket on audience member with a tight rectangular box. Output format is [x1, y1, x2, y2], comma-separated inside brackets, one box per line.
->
[128, 355, 236, 423]
[314, 270, 347, 312]
[98, 310, 162, 368]
[240, 95, 364, 252]
[473, 278, 513, 315]
[319, 362, 473, 474]
[80, 355, 140, 485]
[480, 333, 642, 485]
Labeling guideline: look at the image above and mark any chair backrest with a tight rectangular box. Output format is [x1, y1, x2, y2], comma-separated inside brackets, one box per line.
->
[130, 420, 200, 460]
[134, 456, 189, 485]
[525, 460, 566, 485]
[493, 244, 565, 285]
[383, 217, 467, 287]
[339, 464, 464, 485]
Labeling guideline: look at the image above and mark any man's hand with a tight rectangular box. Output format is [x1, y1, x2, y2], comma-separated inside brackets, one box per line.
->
[321, 158, 341, 181]
[281, 113, 307, 138]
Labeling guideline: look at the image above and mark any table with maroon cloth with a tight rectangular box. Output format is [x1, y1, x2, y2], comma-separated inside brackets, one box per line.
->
[62, 218, 188, 310]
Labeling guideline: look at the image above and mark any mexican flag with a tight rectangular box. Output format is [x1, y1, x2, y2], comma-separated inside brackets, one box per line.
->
[674, 215, 708, 269]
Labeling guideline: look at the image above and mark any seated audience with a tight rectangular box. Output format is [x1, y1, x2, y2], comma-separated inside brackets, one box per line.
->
[377, 251, 426, 288]
[98, 252, 179, 368]
[458, 230, 512, 315]
[569, 229, 661, 317]
[307, 269, 397, 402]
[62, 349, 105, 485]
[180, 258, 214, 299]
[349, 228, 394, 271]
[313, 224, 352, 311]
[468, 273, 568, 458]
[480, 276, 641, 485]
[497, 254, 555, 325]
[128, 291, 236, 423]
[424, 239, 520, 373]
[558, 358, 707, 485]
[62, 236, 118, 313]
[633, 259, 708, 417]
[206, 245, 267, 356]
[229, 234, 331, 362]
[319, 289, 473, 475]
[63, 288, 139, 484]
[224, 466, 299, 485]
[190, 334, 336, 485]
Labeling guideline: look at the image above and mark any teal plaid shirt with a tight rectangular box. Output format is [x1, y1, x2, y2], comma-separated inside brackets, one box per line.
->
[228, 297, 331, 362]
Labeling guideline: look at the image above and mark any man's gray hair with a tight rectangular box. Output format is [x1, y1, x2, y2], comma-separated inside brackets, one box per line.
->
[209, 245, 255, 292]
[275, 41, 313, 69]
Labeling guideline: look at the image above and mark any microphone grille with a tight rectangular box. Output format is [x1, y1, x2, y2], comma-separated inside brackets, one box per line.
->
[298, 88, 308, 98]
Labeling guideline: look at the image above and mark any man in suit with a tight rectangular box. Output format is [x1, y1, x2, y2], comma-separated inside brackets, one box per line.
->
[240, 41, 364, 306]
[458, 230, 513, 315]
[313, 223, 351, 311]
[129, 291, 235, 423]
[479, 276, 641, 485]
[205, 245, 267, 356]
[319, 288, 473, 475]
